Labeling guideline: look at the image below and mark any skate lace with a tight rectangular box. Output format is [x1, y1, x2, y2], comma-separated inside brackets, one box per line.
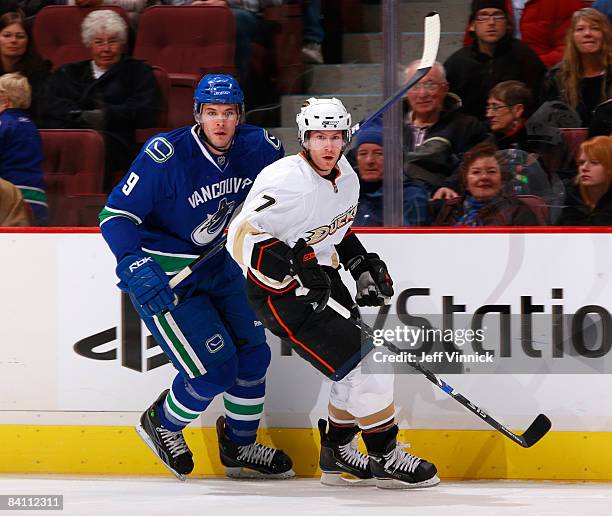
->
[339, 436, 369, 470]
[158, 427, 189, 458]
[237, 442, 276, 467]
[384, 441, 422, 474]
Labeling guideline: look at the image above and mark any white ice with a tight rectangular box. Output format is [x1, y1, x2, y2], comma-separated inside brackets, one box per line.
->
[1, 475, 611, 516]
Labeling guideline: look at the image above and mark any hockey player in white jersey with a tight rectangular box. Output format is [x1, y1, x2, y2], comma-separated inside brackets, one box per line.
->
[227, 97, 439, 489]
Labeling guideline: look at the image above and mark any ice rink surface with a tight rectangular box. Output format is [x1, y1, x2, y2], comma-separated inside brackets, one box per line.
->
[1, 476, 612, 516]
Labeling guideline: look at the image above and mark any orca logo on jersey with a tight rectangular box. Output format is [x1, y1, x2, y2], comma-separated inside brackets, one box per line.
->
[304, 205, 358, 245]
[145, 137, 174, 163]
[191, 197, 235, 246]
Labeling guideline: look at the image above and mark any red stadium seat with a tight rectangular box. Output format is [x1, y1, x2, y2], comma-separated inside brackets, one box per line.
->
[517, 195, 550, 225]
[263, 4, 304, 94]
[135, 65, 171, 144]
[134, 5, 236, 128]
[560, 128, 589, 157]
[39, 129, 106, 226]
[32, 5, 132, 70]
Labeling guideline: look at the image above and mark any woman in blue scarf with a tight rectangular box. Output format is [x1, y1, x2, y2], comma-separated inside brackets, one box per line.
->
[431, 141, 542, 226]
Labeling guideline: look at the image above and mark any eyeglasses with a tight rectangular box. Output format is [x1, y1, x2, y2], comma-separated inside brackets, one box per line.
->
[91, 37, 122, 48]
[475, 13, 506, 22]
[411, 81, 443, 92]
[485, 104, 512, 113]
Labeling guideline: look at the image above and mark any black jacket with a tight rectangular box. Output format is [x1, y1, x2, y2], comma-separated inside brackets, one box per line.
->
[558, 183, 612, 226]
[444, 36, 547, 121]
[40, 56, 159, 149]
[403, 94, 489, 188]
[541, 65, 612, 127]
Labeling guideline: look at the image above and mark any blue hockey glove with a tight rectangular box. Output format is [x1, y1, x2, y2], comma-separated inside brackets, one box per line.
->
[116, 254, 176, 317]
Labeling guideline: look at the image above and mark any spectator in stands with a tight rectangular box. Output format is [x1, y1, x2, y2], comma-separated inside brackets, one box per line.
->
[302, 0, 324, 64]
[40, 9, 159, 190]
[486, 80, 534, 150]
[403, 60, 489, 195]
[352, 121, 428, 226]
[0, 176, 31, 226]
[593, 0, 612, 26]
[430, 141, 541, 225]
[445, 0, 546, 120]
[465, 0, 585, 68]
[0, 11, 50, 122]
[559, 135, 612, 225]
[0, 73, 46, 225]
[541, 8, 612, 127]
[589, 98, 612, 136]
[66, 0, 146, 28]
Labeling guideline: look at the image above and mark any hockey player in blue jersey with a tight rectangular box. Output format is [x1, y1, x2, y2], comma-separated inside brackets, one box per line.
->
[98, 74, 293, 480]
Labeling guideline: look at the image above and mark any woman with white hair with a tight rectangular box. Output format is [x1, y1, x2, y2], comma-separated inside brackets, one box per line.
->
[0, 72, 45, 225]
[40, 9, 158, 190]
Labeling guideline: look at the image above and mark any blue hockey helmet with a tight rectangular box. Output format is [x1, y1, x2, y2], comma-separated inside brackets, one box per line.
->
[193, 74, 244, 123]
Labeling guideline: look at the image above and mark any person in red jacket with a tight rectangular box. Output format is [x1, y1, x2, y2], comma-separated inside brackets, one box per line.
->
[464, 0, 586, 68]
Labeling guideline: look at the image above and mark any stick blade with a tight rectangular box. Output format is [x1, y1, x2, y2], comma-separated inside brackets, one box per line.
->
[419, 12, 441, 71]
[519, 413, 552, 448]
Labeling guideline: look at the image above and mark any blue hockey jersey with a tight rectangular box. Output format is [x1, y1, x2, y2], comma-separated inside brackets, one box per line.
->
[0, 108, 47, 224]
[99, 123, 284, 276]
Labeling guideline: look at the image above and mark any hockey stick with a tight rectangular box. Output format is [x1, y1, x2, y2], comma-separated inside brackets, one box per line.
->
[168, 235, 228, 289]
[350, 11, 441, 137]
[167, 13, 440, 289]
[321, 296, 552, 448]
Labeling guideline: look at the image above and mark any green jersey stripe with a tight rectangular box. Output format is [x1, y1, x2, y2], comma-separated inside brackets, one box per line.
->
[98, 206, 142, 226]
[155, 314, 206, 378]
[223, 393, 265, 406]
[166, 393, 199, 421]
[223, 410, 263, 422]
[142, 249, 198, 274]
[168, 389, 200, 416]
[223, 399, 264, 416]
[19, 188, 48, 203]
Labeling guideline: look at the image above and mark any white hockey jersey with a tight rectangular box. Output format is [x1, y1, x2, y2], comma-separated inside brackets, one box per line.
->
[227, 152, 359, 288]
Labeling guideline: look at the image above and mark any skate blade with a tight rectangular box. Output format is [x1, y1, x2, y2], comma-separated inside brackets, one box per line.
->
[320, 472, 376, 487]
[135, 425, 187, 482]
[225, 466, 295, 480]
[376, 474, 440, 490]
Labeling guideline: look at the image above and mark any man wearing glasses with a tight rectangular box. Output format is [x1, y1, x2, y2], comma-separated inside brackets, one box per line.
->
[444, 0, 546, 121]
[402, 61, 489, 198]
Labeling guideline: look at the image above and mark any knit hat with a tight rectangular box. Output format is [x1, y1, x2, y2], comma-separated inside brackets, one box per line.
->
[354, 122, 383, 149]
[470, 0, 507, 21]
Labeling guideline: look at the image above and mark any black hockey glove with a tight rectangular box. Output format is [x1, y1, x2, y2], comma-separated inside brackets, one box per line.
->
[290, 239, 331, 313]
[346, 253, 394, 307]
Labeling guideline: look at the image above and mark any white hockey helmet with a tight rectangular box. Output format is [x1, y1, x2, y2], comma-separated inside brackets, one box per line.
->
[296, 97, 352, 148]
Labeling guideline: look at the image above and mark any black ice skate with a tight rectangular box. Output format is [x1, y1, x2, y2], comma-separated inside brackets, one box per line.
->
[216, 416, 294, 479]
[368, 425, 440, 489]
[318, 419, 375, 487]
[135, 389, 194, 481]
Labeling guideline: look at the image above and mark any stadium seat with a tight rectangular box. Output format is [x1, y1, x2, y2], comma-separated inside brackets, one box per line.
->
[32, 5, 132, 70]
[263, 4, 304, 94]
[39, 129, 106, 226]
[517, 195, 550, 225]
[560, 128, 589, 157]
[134, 5, 236, 128]
[135, 66, 171, 145]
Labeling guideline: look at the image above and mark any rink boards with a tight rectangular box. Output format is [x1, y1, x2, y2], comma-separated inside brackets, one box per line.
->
[2, 227, 612, 480]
